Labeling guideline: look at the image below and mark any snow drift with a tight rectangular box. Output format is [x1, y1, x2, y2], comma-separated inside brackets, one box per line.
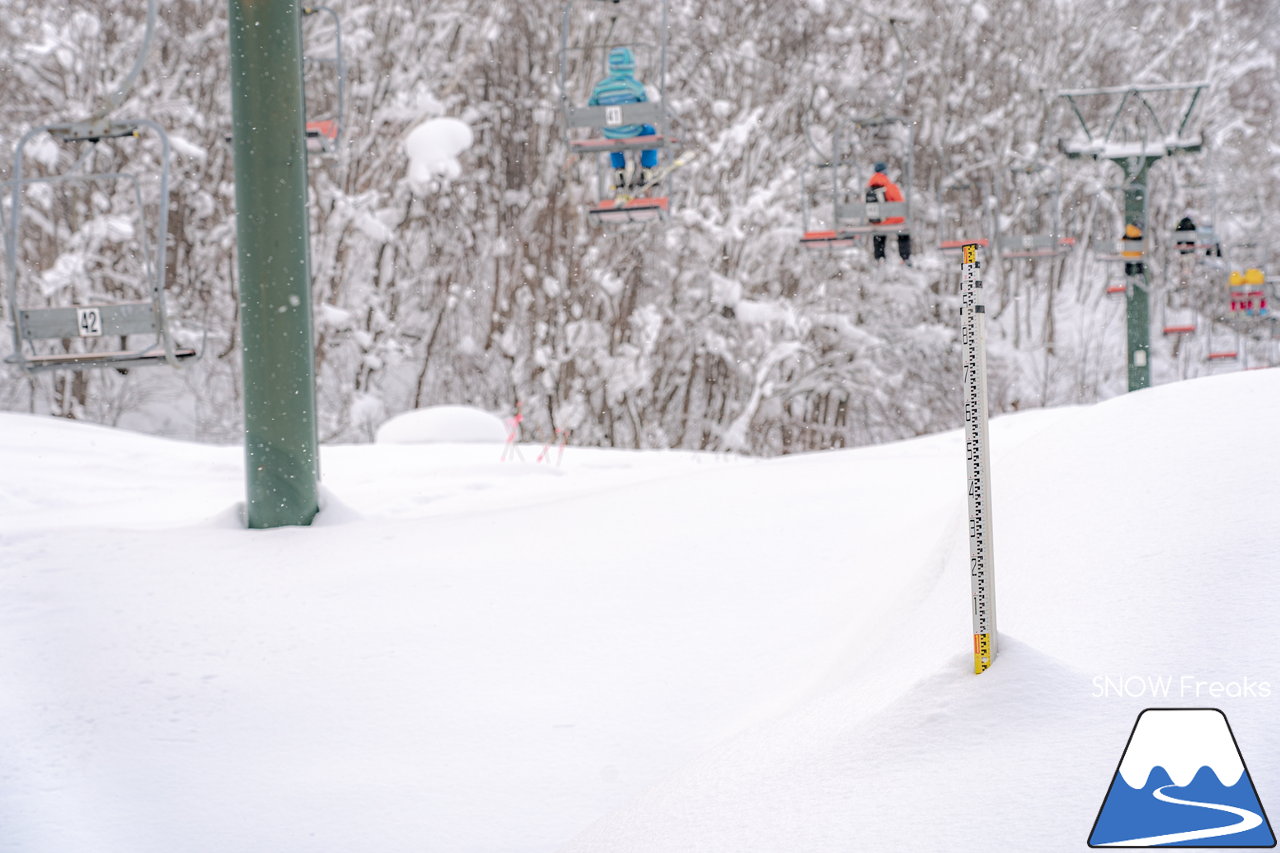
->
[1, 369, 1278, 852]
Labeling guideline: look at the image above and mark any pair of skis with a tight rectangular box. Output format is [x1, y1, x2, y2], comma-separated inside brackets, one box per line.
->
[612, 150, 697, 204]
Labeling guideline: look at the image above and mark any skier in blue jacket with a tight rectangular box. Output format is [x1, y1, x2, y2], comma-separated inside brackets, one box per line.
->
[588, 46, 658, 189]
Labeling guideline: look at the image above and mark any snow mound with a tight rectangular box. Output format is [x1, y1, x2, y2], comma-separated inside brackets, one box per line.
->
[374, 405, 507, 445]
[404, 117, 473, 185]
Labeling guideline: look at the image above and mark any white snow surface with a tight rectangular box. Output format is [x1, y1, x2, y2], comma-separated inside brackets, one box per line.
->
[2, 369, 1279, 852]
[404, 117, 473, 185]
[374, 405, 508, 445]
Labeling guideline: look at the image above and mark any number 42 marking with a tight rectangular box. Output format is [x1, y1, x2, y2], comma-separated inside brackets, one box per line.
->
[77, 307, 103, 337]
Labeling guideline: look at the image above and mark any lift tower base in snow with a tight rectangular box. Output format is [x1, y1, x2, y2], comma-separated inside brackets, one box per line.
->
[228, 0, 320, 528]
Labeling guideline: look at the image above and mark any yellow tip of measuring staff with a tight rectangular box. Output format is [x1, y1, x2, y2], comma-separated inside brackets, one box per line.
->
[974, 633, 993, 673]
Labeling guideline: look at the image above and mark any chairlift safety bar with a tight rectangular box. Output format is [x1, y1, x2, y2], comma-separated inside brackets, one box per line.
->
[564, 101, 665, 130]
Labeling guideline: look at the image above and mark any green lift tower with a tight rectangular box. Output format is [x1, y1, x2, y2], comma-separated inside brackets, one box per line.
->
[1059, 82, 1209, 392]
[227, 0, 320, 528]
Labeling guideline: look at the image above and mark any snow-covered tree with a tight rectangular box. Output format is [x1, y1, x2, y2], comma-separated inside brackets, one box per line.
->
[1, 0, 1275, 452]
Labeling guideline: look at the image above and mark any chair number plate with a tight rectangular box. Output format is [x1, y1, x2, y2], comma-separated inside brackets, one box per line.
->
[77, 307, 103, 337]
[604, 106, 622, 126]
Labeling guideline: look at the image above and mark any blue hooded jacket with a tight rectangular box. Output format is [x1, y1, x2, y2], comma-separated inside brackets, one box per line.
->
[588, 47, 649, 139]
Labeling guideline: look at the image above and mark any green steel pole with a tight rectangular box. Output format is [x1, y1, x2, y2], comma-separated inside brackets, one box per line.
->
[1116, 156, 1157, 393]
[228, 0, 319, 528]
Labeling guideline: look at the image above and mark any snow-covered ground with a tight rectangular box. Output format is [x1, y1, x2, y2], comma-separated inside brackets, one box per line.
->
[2, 370, 1278, 852]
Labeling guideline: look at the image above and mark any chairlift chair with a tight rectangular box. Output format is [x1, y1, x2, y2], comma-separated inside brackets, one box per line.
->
[1220, 253, 1275, 369]
[1205, 277, 1248, 364]
[795, 114, 916, 247]
[1169, 174, 1222, 257]
[1168, 223, 1224, 310]
[799, 162, 858, 250]
[1228, 276, 1268, 317]
[993, 161, 1076, 260]
[1224, 239, 1269, 316]
[1159, 304, 1197, 336]
[1160, 236, 1200, 336]
[1171, 225, 1222, 258]
[1160, 182, 1232, 336]
[829, 116, 914, 237]
[1094, 235, 1145, 298]
[1091, 234, 1144, 299]
[301, 5, 346, 155]
[1205, 321, 1241, 363]
[4, 118, 199, 374]
[559, 0, 675, 225]
[933, 171, 994, 255]
[798, 13, 914, 250]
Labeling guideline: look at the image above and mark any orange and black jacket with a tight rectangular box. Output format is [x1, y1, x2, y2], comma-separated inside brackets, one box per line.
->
[866, 172, 906, 225]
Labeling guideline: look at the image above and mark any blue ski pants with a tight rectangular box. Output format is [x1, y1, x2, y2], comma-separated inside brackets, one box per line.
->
[609, 125, 658, 170]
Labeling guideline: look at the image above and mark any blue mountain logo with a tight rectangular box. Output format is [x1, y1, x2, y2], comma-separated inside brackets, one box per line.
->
[1089, 708, 1275, 847]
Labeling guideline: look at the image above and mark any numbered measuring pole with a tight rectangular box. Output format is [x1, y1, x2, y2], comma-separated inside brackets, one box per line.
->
[960, 241, 998, 673]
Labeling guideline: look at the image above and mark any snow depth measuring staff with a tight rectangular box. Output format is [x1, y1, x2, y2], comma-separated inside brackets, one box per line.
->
[960, 242, 997, 673]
